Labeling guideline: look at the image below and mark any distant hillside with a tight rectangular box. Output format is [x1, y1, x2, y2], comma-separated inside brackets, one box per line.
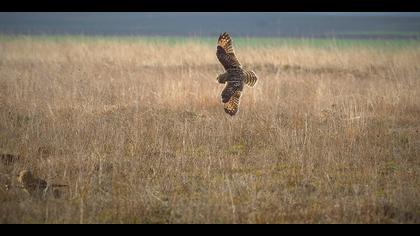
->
[0, 12, 420, 39]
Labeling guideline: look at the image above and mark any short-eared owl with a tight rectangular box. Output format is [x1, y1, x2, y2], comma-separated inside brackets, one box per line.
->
[17, 170, 67, 198]
[216, 32, 258, 116]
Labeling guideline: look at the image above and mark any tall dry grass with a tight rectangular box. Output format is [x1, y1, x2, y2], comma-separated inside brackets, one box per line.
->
[0, 37, 419, 223]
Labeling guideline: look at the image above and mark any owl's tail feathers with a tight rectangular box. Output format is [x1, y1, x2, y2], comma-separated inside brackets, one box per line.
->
[244, 70, 258, 87]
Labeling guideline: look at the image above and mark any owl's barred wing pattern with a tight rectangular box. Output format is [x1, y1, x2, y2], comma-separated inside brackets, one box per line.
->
[217, 32, 242, 70]
[224, 91, 242, 116]
[221, 81, 243, 103]
[243, 70, 258, 87]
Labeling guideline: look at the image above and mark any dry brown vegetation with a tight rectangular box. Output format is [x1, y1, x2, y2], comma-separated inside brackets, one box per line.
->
[0, 36, 419, 223]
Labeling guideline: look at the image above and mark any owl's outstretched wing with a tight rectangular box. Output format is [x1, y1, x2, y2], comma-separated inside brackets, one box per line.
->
[224, 90, 242, 116]
[216, 32, 242, 70]
[221, 81, 243, 104]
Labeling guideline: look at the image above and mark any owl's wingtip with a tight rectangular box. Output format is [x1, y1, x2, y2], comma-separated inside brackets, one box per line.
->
[225, 111, 237, 116]
[219, 32, 229, 38]
[224, 107, 238, 116]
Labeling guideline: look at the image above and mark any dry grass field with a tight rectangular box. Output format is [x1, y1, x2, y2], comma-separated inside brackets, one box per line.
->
[0, 36, 419, 223]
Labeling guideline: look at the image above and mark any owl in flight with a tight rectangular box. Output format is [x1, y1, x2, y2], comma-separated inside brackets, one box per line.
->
[216, 32, 258, 116]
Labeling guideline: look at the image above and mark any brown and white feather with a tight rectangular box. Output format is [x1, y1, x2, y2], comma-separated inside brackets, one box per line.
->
[216, 32, 242, 70]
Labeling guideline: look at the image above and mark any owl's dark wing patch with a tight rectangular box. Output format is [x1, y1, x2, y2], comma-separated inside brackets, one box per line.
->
[224, 91, 242, 116]
[221, 81, 243, 104]
[216, 32, 242, 70]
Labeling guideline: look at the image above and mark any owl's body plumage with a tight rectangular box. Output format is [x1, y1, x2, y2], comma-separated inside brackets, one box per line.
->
[17, 170, 67, 198]
[216, 32, 258, 116]
[17, 170, 48, 196]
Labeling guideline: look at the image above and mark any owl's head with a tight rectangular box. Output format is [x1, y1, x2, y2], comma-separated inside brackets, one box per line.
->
[217, 73, 228, 84]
